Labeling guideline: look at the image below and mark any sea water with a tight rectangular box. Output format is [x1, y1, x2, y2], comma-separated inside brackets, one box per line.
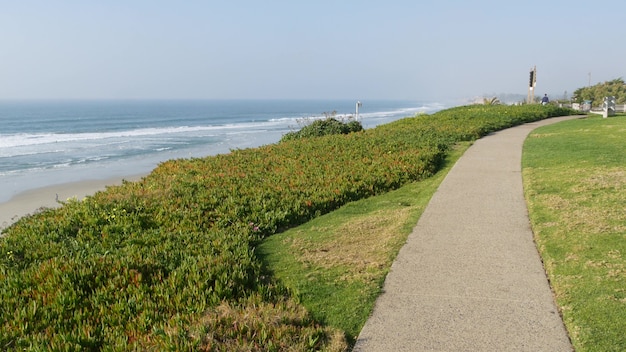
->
[0, 100, 445, 202]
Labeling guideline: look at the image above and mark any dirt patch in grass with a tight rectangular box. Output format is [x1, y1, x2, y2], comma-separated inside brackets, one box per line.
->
[285, 207, 411, 283]
[197, 295, 348, 352]
[537, 167, 626, 235]
[576, 168, 626, 191]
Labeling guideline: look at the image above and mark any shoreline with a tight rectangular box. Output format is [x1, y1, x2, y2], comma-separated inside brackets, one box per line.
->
[0, 174, 146, 232]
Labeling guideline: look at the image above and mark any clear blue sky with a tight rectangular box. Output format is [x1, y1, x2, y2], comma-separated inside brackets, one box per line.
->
[2, 0, 624, 101]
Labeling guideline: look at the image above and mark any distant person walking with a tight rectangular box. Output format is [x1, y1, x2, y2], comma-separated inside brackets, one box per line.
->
[541, 94, 549, 105]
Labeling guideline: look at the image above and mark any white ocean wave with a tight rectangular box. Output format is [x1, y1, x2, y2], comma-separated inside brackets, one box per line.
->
[0, 100, 448, 202]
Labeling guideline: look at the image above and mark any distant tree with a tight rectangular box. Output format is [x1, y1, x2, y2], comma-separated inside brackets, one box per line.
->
[482, 97, 501, 105]
[572, 78, 626, 106]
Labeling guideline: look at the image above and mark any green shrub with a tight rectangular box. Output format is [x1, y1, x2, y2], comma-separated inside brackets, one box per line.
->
[280, 118, 364, 142]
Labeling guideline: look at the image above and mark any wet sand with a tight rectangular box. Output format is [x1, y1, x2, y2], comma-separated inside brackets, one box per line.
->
[0, 175, 145, 231]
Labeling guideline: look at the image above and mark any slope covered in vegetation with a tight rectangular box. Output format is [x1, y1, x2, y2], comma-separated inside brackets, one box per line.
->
[0, 104, 574, 350]
[573, 78, 626, 105]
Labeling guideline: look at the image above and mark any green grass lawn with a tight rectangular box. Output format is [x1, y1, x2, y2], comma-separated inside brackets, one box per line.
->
[523, 114, 626, 351]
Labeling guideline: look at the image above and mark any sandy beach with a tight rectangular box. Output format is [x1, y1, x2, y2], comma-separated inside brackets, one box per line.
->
[0, 174, 146, 232]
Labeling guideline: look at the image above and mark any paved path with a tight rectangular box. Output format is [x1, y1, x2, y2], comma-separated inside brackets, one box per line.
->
[353, 116, 579, 351]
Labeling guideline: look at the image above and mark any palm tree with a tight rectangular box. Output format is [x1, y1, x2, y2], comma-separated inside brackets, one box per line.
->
[483, 96, 501, 105]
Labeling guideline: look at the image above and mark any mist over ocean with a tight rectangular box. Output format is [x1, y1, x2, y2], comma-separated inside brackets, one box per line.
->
[0, 100, 445, 202]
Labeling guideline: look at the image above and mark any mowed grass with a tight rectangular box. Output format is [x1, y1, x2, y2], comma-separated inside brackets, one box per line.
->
[523, 114, 626, 351]
[258, 143, 471, 346]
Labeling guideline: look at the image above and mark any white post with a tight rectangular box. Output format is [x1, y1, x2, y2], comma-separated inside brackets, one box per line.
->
[356, 101, 362, 121]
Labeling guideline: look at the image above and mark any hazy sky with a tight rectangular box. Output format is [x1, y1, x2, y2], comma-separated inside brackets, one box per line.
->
[2, 1, 624, 101]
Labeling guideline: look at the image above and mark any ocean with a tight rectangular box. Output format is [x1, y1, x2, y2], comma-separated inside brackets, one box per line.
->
[0, 100, 445, 202]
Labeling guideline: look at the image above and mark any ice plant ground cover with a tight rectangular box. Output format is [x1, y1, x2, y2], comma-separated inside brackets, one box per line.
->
[0, 105, 574, 350]
[523, 114, 626, 352]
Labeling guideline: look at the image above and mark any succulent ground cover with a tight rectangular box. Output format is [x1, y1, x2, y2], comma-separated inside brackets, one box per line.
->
[0, 104, 573, 350]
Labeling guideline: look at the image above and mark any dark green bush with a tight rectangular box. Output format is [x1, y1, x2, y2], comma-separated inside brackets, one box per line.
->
[280, 118, 364, 142]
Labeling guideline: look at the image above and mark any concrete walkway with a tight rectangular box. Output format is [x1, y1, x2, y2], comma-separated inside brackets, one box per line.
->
[353, 116, 579, 351]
